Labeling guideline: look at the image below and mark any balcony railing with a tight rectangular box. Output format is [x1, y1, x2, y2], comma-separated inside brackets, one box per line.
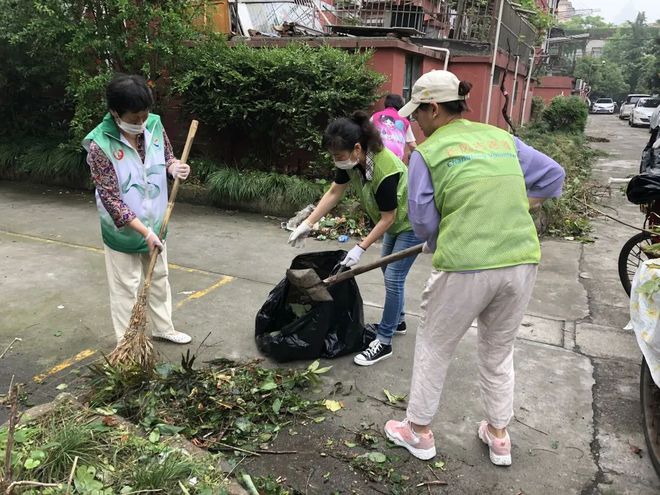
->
[327, 0, 536, 60]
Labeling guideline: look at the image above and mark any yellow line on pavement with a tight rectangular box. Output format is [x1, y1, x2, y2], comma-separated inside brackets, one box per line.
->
[0, 229, 221, 277]
[2, 230, 103, 254]
[176, 276, 234, 309]
[33, 349, 97, 383]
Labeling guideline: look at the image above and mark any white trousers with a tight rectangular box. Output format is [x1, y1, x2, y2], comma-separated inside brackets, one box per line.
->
[407, 264, 538, 429]
[104, 245, 175, 342]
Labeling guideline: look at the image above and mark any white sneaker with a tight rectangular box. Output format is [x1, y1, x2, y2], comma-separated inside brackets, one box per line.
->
[152, 331, 192, 344]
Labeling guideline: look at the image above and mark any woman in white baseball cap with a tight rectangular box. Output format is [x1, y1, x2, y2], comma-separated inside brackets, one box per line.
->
[384, 70, 564, 465]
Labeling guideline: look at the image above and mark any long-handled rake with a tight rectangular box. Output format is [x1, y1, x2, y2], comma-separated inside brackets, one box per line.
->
[107, 120, 199, 369]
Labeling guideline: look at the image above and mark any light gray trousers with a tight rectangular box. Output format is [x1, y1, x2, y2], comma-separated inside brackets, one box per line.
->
[406, 264, 538, 429]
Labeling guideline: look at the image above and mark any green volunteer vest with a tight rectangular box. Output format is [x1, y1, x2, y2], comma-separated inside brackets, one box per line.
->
[346, 147, 411, 235]
[416, 119, 540, 271]
[83, 113, 168, 254]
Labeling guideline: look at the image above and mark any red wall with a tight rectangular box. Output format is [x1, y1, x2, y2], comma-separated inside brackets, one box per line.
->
[369, 48, 407, 97]
[534, 76, 575, 104]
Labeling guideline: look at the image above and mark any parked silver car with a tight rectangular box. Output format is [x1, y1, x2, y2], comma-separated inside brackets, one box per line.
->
[620, 93, 650, 120]
[591, 98, 616, 114]
[630, 97, 660, 127]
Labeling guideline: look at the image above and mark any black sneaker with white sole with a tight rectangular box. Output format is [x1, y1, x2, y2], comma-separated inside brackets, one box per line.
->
[354, 339, 392, 366]
[366, 321, 407, 336]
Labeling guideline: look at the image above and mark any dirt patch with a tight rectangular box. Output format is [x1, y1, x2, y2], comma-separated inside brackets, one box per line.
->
[239, 418, 454, 494]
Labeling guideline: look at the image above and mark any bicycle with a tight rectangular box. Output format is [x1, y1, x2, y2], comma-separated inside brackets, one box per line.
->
[617, 199, 660, 296]
[616, 176, 660, 477]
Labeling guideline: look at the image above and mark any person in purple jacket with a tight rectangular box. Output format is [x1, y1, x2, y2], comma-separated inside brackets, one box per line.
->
[386, 71, 565, 464]
[406, 137, 566, 250]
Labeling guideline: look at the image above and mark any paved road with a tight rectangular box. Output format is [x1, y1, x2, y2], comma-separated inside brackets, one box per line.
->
[1, 115, 658, 493]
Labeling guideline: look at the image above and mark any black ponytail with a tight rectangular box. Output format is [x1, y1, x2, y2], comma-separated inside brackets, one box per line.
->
[322, 110, 384, 154]
[439, 80, 472, 115]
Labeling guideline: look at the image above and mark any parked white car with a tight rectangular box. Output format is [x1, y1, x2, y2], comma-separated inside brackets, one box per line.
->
[630, 97, 660, 127]
[620, 93, 650, 120]
[591, 98, 616, 114]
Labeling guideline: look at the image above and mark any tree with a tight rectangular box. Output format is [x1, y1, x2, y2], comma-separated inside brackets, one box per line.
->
[574, 56, 627, 100]
[0, 0, 212, 142]
[602, 12, 658, 94]
[560, 15, 613, 31]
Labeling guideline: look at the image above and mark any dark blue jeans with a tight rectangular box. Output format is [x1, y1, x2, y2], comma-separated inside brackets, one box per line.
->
[377, 230, 422, 344]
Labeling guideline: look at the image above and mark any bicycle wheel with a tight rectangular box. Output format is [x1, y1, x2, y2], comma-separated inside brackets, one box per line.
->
[618, 231, 653, 296]
[640, 357, 660, 477]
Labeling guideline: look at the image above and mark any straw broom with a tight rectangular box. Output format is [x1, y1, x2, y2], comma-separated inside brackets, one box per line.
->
[107, 120, 199, 369]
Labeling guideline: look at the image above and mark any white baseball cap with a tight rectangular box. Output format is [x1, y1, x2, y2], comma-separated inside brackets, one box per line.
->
[398, 70, 465, 117]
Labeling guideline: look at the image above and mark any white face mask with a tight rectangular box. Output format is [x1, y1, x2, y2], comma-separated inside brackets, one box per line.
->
[114, 115, 147, 135]
[334, 158, 358, 170]
[334, 148, 359, 170]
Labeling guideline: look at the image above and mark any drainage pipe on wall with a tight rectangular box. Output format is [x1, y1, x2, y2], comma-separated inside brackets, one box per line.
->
[422, 46, 450, 71]
[484, 0, 506, 125]
[508, 55, 520, 124]
[520, 55, 534, 126]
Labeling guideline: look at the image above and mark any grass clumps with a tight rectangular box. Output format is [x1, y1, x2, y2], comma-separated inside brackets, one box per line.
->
[0, 402, 231, 494]
[0, 138, 89, 187]
[206, 168, 323, 211]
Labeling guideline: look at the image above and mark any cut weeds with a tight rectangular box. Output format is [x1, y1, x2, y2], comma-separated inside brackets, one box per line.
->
[87, 353, 328, 454]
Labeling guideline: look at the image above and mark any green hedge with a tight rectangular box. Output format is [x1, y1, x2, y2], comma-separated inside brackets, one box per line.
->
[541, 96, 589, 134]
[174, 42, 386, 167]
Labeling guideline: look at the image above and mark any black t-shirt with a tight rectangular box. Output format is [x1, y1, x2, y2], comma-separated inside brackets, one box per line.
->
[334, 168, 399, 212]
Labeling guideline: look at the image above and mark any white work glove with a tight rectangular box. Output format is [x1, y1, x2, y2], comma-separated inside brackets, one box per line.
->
[288, 220, 312, 248]
[144, 228, 163, 253]
[340, 244, 365, 268]
[422, 242, 434, 254]
[167, 160, 190, 180]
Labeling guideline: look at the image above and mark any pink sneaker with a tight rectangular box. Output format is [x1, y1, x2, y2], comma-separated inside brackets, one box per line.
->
[384, 419, 436, 460]
[478, 420, 511, 466]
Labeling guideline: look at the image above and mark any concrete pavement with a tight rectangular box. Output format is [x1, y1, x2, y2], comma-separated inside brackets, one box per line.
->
[1, 115, 659, 493]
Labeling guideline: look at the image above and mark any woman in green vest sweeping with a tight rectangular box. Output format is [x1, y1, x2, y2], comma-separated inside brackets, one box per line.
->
[83, 74, 192, 345]
[288, 111, 422, 366]
[384, 70, 563, 465]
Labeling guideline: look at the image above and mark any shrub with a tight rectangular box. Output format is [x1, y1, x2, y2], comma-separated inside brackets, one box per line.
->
[0, 0, 75, 137]
[174, 42, 386, 167]
[0, 0, 210, 143]
[541, 96, 589, 134]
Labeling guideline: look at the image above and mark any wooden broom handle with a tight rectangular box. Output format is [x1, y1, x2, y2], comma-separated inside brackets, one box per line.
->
[143, 120, 199, 290]
[323, 243, 424, 287]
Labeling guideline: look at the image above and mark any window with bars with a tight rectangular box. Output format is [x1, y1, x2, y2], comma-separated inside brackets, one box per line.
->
[403, 55, 422, 101]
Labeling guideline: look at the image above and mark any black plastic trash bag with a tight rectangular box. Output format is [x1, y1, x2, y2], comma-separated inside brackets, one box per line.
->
[255, 250, 365, 362]
[626, 173, 660, 204]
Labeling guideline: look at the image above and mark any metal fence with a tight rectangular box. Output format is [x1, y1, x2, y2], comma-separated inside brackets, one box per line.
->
[328, 0, 536, 59]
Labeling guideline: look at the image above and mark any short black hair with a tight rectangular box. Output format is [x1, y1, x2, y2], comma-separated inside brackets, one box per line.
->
[106, 74, 153, 117]
[384, 94, 405, 111]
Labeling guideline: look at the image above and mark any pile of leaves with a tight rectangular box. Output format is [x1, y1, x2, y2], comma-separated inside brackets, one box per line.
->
[87, 354, 329, 454]
[0, 403, 230, 494]
[311, 214, 371, 241]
